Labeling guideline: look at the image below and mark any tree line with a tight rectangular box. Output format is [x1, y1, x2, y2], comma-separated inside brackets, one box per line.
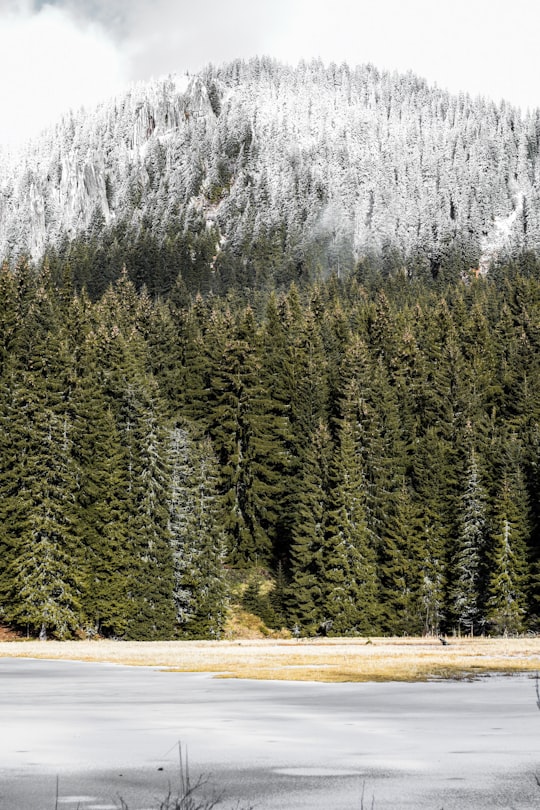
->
[1, 255, 540, 639]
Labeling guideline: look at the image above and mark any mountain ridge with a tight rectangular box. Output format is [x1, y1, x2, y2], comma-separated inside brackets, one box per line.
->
[1, 57, 539, 288]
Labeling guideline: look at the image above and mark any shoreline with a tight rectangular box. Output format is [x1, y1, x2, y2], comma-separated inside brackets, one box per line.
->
[1, 636, 539, 682]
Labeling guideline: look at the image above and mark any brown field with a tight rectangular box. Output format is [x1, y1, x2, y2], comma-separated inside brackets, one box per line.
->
[1, 636, 540, 681]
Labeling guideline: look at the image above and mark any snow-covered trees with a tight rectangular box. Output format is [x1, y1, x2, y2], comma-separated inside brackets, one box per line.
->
[0, 58, 537, 295]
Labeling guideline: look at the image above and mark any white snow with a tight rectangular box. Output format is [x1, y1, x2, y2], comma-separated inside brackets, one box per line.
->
[170, 74, 192, 95]
[478, 191, 524, 275]
[0, 61, 536, 267]
[1, 659, 540, 810]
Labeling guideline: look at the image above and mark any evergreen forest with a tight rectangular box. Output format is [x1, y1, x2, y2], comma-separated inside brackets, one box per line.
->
[2, 248, 540, 640]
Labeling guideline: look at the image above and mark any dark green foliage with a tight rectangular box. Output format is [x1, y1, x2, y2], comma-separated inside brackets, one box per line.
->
[3, 252, 540, 639]
[0, 386, 83, 638]
[320, 416, 380, 635]
[486, 466, 530, 635]
[204, 309, 268, 564]
[450, 452, 490, 636]
[119, 378, 176, 640]
[168, 427, 228, 638]
[0, 275, 84, 638]
[241, 578, 278, 628]
[284, 422, 331, 634]
[70, 323, 132, 637]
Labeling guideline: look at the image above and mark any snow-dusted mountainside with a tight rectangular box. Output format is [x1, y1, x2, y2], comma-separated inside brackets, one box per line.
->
[1, 57, 540, 275]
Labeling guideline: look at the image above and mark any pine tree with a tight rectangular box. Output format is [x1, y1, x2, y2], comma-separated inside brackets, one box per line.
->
[206, 307, 282, 564]
[168, 426, 228, 638]
[207, 312, 259, 562]
[269, 560, 288, 628]
[94, 280, 177, 639]
[180, 300, 217, 429]
[251, 294, 297, 562]
[320, 415, 380, 635]
[288, 306, 329, 447]
[71, 334, 132, 637]
[0, 347, 84, 638]
[486, 470, 530, 635]
[119, 372, 176, 640]
[378, 482, 428, 636]
[451, 452, 489, 636]
[411, 427, 452, 634]
[284, 421, 331, 634]
[0, 262, 18, 379]
[0, 265, 92, 638]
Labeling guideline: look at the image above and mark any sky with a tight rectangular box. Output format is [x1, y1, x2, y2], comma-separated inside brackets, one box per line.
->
[0, 0, 539, 147]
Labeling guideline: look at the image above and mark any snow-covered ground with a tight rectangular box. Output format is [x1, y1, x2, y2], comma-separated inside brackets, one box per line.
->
[0, 659, 539, 809]
[479, 191, 524, 274]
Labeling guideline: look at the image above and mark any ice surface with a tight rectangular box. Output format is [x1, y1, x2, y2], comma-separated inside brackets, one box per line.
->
[0, 659, 539, 809]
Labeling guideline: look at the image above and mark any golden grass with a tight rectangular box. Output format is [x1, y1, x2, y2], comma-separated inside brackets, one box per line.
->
[1, 636, 540, 682]
[223, 608, 290, 640]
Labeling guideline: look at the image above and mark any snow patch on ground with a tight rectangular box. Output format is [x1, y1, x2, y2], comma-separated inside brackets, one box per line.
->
[479, 191, 524, 274]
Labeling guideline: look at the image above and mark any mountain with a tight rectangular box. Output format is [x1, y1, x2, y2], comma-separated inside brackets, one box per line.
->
[4, 58, 540, 642]
[1, 57, 540, 291]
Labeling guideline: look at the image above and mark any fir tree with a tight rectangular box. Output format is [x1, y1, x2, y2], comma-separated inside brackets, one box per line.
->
[119, 374, 176, 640]
[0, 375, 83, 638]
[71, 337, 132, 637]
[378, 482, 427, 636]
[168, 427, 228, 638]
[486, 470, 530, 635]
[0, 263, 18, 379]
[284, 421, 331, 634]
[320, 415, 380, 635]
[0, 273, 85, 638]
[451, 452, 489, 636]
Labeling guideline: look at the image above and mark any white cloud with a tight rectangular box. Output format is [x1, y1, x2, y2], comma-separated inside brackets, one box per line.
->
[272, 0, 540, 111]
[113, 0, 540, 112]
[1, 0, 539, 149]
[108, 0, 296, 80]
[0, 2, 127, 148]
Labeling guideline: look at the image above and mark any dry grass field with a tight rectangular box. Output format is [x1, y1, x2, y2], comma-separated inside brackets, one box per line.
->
[1, 636, 540, 681]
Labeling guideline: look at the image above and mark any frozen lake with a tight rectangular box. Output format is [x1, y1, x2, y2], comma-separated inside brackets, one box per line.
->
[1, 659, 540, 809]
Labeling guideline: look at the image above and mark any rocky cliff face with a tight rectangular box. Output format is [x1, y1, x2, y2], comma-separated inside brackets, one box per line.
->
[1, 58, 539, 271]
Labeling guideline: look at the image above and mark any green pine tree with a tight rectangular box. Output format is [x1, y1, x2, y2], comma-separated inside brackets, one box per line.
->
[168, 426, 228, 638]
[119, 373, 176, 640]
[320, 415, 380, 635]
[0, 372, 83, 638]
[451, 452, 489, 636]
[71, 335, 132, 637]
[285, 421, 331, 634]
[486, 470, 530, 635]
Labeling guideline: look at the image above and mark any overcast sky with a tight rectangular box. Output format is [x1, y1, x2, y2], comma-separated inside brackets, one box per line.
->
[1, 0, 539, 147]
